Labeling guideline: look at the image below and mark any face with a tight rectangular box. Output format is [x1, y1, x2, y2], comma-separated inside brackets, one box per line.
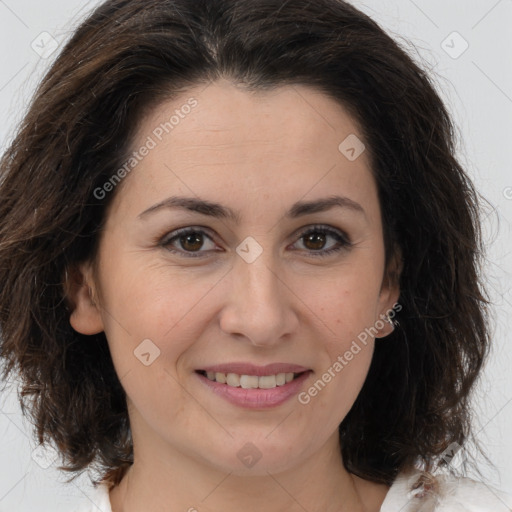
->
[70, 79, 400, 476]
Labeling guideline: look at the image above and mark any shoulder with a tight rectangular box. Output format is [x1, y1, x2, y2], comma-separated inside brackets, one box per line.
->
[380, 468, 512, 512]
[70, 483, 112, 512]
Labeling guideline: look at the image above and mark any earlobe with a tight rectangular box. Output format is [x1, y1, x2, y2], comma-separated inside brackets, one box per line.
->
[64, 263, 104, 335]
[375, 247, 403, 339]
[375, 309, 398, 339]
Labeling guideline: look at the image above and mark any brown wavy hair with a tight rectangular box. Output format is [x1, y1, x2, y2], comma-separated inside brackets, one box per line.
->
[0, 0, 491, 490]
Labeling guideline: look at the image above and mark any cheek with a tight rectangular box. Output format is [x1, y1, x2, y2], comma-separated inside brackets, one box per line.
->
[292, 263, 380, 399]
[301, 319, 375, 429]
[318, 285, 376, 388]
[294, 264, 383, 343]
[95, 251, 214, 381]
[99, 242, 220, 333]
[95, 260, 205, 429]
[297, 336, 374, 442]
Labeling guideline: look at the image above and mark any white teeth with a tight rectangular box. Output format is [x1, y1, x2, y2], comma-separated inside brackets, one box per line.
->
[203, 371, 302, 388]
[258, 375, 277, 389]
[226, 373, 240, 387]
[240, 375, 259, 389]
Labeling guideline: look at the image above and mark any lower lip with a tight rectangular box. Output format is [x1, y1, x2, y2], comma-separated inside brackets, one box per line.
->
[195, 371, 312, 409]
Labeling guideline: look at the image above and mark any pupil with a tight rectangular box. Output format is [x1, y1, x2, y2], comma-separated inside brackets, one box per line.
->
[182, 233, 203, 251]
[305, 232, 325, 250]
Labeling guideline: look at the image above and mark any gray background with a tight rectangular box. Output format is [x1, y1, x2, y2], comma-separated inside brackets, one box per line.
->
[0, 1, 511, 510]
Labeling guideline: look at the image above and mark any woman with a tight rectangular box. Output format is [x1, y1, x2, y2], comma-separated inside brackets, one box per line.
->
[0, 1, 511, 511]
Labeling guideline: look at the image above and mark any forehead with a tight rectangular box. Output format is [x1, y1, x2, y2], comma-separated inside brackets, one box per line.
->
[137, 79, 366, 158]
[108, 79, 379, 225]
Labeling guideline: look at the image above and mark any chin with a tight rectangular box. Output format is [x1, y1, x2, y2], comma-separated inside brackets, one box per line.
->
[201, 435, 307, 477]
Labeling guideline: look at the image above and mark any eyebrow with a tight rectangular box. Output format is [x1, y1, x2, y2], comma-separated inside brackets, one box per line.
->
[138, 194, 367, 222]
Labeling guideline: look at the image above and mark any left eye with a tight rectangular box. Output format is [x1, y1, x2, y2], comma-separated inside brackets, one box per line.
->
[291, 226, 351, 256]
[160, 225, 351, 258]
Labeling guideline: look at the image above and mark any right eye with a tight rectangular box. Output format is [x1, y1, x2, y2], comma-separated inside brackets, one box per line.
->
[160, 227, 219, 258]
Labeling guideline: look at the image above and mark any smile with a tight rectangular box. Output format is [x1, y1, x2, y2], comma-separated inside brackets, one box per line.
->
[194, 365, 312, 409]
[196, 370, 304, 389]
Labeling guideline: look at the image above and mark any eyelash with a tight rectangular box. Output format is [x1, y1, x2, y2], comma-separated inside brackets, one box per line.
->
[158, 225, 352, 258]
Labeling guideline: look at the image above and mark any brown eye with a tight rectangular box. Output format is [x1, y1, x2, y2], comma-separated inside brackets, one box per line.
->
[293, 226, 351, 257]
[303, 231, 328, 251]
[161, 227, 217, 257]
[180, 232, 204, 252]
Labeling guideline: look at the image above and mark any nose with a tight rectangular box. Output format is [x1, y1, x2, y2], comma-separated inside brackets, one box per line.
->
[219, 248, 298, 347]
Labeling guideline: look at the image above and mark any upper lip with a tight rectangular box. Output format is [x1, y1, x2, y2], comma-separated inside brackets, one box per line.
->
[197, 363, 311, 376]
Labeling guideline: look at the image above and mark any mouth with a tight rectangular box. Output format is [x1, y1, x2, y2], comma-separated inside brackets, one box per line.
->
[195, 369, 308, 389]
[194, 363, 312, 408]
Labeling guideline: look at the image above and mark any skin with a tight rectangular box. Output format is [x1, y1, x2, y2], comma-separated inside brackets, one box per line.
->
[69, 78, 402, 512]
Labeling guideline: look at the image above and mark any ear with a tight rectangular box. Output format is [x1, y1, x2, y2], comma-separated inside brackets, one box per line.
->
[375, 246, 403, 339]
[64, 262, 104, 335]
